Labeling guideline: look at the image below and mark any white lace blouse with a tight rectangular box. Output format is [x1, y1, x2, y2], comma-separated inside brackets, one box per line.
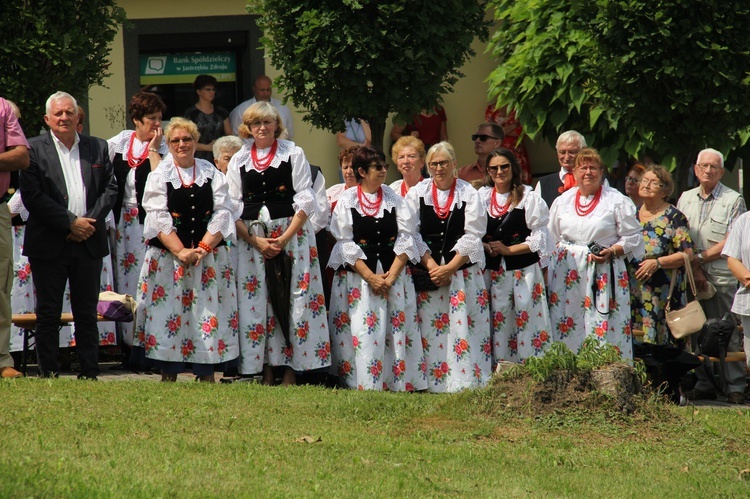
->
[548, 185, 644, 258]
[107, 130, 169, 208]
[225, 139, 318, 220]
[404, 178, 487, 267]
[328, 185, 420, 269]
[142, 158, 237, 240]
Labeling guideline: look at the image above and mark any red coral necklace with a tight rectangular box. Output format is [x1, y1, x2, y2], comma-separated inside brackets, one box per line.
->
[358, 185, 383, 216]
[251, 140, 278, 171]
[432, 179, 456, 219]
[575, 186, 602, 216]
[127, 132, 149, 168]
[489, 187, 512, 218]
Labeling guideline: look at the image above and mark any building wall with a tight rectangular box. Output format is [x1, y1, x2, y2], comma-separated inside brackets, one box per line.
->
[89, 2, 555, 187]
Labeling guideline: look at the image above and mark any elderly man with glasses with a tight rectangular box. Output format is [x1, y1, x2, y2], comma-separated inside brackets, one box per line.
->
[534, 130, 587, 208]
[457, 123, 504, 182]
[676, 148, 747, 404]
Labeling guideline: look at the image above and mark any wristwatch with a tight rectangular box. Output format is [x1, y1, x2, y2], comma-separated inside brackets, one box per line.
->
[697, 252, 705, 264]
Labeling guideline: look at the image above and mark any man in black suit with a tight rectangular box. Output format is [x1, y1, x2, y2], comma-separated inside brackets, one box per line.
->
[533, 130, 587, 208]
[20, 91, 117, 379]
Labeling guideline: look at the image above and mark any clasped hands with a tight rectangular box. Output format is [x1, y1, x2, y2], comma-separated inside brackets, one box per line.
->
[484, 241, 510, 258]
[67, 217, 97, 242]
[365, 271, 397, 297]
[254, 235, 287, 260]
[175, 246, 211, 267]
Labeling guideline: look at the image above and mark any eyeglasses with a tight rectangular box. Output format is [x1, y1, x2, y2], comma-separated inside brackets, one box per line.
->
[576, 166, 601, 172]
[640, 178, 664, 188]
[428, 160, 451, 169]
[370, 162, 389, 171]
[557, 148, 580, 157]
[625, 176, 640, 184]
[250, 120, 276, 128]
[471, 134, 501, 142]
[169, 136, 194, 145]
[201, 87, 217, 92]
[696, 163, 721, 172]
[487, 164, 511, 174]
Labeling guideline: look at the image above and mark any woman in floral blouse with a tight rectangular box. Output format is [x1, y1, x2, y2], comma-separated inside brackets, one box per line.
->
[629, 165, 693, 345]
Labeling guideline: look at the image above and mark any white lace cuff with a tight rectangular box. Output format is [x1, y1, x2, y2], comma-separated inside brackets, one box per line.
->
[293, 188, 318, 219]
[8, 191, 28, 221]
[207, 210, 236, 238]
[393, 232, 420, 263]
[328, 240, 365, 269]
[452, 234, 486, 268]
[619, 231, 645, 260]
[412, 233, 430, 258]
[143, 211, 175, 239]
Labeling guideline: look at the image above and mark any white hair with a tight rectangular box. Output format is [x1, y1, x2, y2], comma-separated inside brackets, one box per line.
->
[696, 148, 724, 169]
[213, 135, 244, 159]
[45, 91, 78, 115]
[556, 130, 587, 150]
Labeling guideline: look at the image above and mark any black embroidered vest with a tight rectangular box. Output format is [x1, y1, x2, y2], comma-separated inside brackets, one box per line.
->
[239, 160, 296, 220]
[484, 207, 539, 271]
[347, 208, 397, 274]
[418, 198, 471, 269]
[148, 178, 225, 250]
[113, 153, 153, 224]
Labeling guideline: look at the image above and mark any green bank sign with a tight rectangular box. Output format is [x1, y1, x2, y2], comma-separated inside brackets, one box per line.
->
[140, 53, 236, 84]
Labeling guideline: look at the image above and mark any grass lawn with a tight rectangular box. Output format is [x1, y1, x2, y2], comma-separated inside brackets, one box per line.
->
[2, 378, 749, 497]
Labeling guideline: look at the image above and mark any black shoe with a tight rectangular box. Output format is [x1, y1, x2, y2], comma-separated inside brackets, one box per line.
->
[727, 392, 745, 405]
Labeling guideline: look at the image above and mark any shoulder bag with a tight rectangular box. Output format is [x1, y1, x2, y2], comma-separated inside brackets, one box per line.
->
[665, 252, 707, 339]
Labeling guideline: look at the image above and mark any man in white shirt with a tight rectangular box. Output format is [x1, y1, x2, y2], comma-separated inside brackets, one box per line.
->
[20, 91, 117, 379]
[229, 75, 293, 139]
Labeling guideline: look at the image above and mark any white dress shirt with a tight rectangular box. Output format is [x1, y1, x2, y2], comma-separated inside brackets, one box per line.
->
[51, 132, 86, 217]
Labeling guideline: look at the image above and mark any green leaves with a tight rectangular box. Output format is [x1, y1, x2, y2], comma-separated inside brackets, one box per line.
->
[250, 0, 490, 152]
[487, 0, 750, 185]
[0, 0, 126, 133]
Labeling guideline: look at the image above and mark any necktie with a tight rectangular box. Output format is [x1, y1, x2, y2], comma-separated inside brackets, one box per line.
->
[559, 171, 576, 193]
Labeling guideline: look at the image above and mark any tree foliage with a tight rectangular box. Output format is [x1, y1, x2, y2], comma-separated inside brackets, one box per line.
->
[0, 0, 127, 133]
[248, 0, 491, 153]
[488, 0, 750, 176]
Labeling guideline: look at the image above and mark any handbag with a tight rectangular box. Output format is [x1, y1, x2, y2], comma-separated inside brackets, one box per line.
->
[97, 291, 136, 322]
[409, 264, 439, 292]
[664, 252, 707, 339]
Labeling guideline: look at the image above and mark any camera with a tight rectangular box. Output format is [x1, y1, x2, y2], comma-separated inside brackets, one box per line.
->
[588, 242, 604, 256]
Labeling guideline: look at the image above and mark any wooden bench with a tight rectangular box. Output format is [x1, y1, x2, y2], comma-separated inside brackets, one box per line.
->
[11, 313, 117, 375]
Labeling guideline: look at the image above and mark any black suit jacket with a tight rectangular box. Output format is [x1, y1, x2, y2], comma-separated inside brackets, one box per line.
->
[20, 132, 117, 259]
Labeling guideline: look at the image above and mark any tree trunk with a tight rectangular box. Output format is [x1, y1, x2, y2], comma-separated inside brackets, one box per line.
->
[367, 115, 387, 156]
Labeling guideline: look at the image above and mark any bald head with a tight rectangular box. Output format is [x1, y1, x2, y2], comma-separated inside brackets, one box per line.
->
[253, 75, 273, 102]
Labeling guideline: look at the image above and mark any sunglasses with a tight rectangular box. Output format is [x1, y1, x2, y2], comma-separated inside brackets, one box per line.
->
[487, 164, 511, 174]
[471, 134, 501, 142]
[370, 162, 389, 171]
[169, 136, 194, 145]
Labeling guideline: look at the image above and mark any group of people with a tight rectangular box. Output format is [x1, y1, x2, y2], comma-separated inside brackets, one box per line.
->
[0, 88, 747, 403]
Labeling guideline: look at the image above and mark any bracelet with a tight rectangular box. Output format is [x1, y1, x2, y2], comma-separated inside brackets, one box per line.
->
[148, 147, 159, 153]
[656, 258, 662, 269]
[198, 241, 212, 252]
